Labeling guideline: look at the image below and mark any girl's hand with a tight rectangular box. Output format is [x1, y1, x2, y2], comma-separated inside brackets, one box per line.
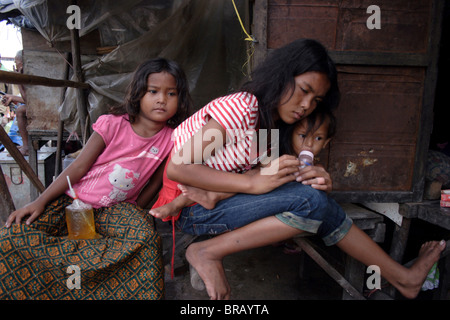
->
[4, 200, 45, 228]
[248, 154, 300, 194]
[296, 165, 333, 192]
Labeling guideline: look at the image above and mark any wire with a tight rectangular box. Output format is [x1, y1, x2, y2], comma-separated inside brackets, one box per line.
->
[231, 0, 256, 43]
[231, 0, 257, 76]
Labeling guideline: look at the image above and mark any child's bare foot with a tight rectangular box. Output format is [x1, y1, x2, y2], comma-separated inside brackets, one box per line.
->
[396, 240, 445, 299]
[178, 184, 220, 210]
[149, 203, 178, 220]
[186, 242, 231, 300]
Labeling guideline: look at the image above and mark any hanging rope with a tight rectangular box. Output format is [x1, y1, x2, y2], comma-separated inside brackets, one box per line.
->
[231, 0, 256, 42]
[231, 0, 257, 76]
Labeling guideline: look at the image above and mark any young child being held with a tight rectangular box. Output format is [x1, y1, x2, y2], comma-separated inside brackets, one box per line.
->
[149, 108, 336, 220]
[281, 108, 335, 174]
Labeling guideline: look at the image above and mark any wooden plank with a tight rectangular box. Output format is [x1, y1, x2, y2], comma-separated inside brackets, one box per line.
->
[264, 49, 429, 67]
[0, 70, 89, 89]
[252, 0, 268, 68]
[70, 17, 90, 141]
[335, 1, 432, 54]
[330, 190, 416, 203]
[417, 201, 450, 230]
[24, 50, 69, 132]
[293, 237, 366, 300]
[266, 0, 433, 54]
[410, 0, 446, 203]
[339, 203, 383, 230]
[0, 165, 15, 225]
[329, 51, 428, 67]
[343, 254, 365, 300]
[389, 217, 411, 263]
[267, 1, 338, 49]
[329, 65, 425, 193]
[21, 28, 100, 55]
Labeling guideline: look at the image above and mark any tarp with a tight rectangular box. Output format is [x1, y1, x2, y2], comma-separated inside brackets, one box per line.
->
[12, 0, 249, 134]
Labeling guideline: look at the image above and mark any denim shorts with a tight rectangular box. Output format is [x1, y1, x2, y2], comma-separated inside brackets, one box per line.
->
[176, 181, 353, 246]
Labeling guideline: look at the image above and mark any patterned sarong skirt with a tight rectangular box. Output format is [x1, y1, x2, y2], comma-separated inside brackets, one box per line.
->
[0, 195, 164, 299]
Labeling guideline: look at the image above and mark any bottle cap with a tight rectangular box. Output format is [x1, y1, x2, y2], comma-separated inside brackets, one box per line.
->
[298, 150, 314, 167]
[299, 150, 314, 159]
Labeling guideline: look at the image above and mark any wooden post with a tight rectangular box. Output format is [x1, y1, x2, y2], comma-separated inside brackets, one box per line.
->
[0, 165, 15, 225]
[70, 6, 90, 142]
[252, 0, 268, 69]
[55, 53, 71, 177]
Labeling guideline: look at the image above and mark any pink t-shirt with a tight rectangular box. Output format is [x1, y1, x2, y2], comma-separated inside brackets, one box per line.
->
[66, 114, 173, 208]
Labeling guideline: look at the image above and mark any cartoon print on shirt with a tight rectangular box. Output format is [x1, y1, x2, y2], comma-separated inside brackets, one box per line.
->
[77, 148, 163, 208]
[108, 164, 140, 202]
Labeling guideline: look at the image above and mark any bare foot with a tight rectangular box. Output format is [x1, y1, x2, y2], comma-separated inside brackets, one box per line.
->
[186, 242, 231, 300]
[397, 240, 446, 299]
[149, 202, 179, 220]
[178, 184, 221, 210]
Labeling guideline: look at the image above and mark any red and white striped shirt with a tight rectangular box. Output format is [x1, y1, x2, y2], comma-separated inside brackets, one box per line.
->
[173, 92, 259, 173]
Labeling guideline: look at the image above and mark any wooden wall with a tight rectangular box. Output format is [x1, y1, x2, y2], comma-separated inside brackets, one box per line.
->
[21, 28, 100, 133]
[252, 0, 444, 202]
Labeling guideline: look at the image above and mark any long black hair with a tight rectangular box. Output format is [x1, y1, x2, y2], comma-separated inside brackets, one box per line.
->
[110, 58, 192, 128]
[240, 39, 339, 131]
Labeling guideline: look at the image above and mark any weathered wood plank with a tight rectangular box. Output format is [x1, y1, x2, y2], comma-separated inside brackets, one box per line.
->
[0, 70, 89, 89]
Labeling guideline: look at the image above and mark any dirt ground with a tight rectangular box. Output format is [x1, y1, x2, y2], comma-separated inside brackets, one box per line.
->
[157, 219, 342, 300]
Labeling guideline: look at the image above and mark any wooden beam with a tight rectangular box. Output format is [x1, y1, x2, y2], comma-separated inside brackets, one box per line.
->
[264, 49, 429, 67]
[0, 70, 89, 89]
[329, 51, 428, 67]
[293, 237, 366, 300]
[0, 125, 45, 193]
[0, 165, 15, 224]
[411, 0, 446, 202]
[70, 15, 90, 140]
[252, 0, 268, 69]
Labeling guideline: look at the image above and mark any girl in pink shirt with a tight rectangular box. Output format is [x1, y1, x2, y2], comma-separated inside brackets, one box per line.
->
[5, 58, 191, 226]
[1, 58, 192, 300]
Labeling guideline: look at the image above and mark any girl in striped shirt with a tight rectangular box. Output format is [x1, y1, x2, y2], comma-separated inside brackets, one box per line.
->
[152, 39, 445, 300]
